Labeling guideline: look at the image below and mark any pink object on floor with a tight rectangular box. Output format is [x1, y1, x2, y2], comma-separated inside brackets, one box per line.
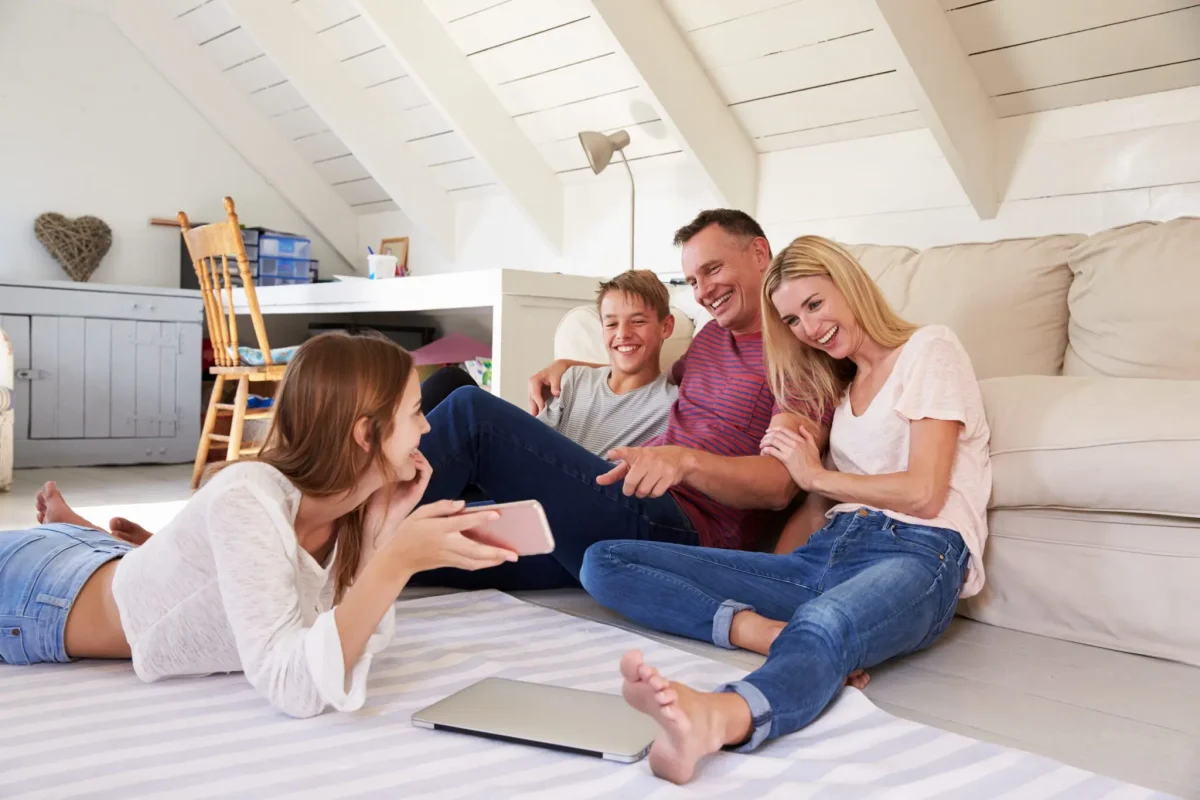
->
[410, 333, 491, 365]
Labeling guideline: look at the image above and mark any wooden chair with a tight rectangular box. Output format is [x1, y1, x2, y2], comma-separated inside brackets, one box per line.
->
[179, 197, 285, 489]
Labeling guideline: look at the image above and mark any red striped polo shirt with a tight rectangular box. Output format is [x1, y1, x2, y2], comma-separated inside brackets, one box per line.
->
[644, 321, 831, 550]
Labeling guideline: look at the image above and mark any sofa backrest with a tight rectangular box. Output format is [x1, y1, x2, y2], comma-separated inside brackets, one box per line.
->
[1064, 217, 1200, 380]
[843, 234, 1084, 379]
[554, 217, 1199, 383]
[553, 305, 695, 371]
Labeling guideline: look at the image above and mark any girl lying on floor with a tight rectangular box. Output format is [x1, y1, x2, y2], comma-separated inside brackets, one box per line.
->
[580, 235, 992, 785]
[0, 332, 518, 717]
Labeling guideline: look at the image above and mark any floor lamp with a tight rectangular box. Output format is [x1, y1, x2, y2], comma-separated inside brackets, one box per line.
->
[578, 129, 634, 271]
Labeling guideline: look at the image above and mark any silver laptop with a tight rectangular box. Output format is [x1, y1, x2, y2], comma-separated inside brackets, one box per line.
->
[411, 677, 658, 763]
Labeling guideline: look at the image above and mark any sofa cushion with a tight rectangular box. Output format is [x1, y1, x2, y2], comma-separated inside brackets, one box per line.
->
[1064, 217, 1200, 380]
[981, 375, 1200, 517]
[553, 305, 695, 371]
[845, 235, 1083, 379]
[960, 507, 1200, 667]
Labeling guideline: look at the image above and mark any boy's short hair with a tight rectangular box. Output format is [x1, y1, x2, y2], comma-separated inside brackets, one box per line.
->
[595, 269, 671, 321]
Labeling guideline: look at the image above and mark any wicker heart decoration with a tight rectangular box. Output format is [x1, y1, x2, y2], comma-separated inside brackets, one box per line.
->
[33, 212, 113, 282]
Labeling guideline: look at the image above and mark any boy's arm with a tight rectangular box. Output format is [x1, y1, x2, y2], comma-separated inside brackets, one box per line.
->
[536, 367, 576, 431]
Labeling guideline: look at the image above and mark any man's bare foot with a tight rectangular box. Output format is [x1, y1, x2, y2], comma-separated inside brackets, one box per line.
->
[620, 650, 751, 785]
[729, 610, 870, 690]
[109, 517, 154, 546]
[35, 482, 101, 530]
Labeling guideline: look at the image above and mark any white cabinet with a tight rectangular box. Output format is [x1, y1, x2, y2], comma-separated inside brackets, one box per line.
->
[0, 280, 204, 468]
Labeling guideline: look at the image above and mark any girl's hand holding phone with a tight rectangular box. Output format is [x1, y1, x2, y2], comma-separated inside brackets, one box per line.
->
[386, 500, 518, 574]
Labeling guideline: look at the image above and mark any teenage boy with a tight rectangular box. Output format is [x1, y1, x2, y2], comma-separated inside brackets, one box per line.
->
[536, 269, 677, 457]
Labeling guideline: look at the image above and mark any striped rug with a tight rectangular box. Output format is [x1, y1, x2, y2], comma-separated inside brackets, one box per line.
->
[0, 590, 1174, 799]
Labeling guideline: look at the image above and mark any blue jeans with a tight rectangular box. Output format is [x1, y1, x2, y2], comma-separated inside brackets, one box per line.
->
[414, 387, 698, 590]
[0, 524, 132, 664]
[580, 508, 968, 750]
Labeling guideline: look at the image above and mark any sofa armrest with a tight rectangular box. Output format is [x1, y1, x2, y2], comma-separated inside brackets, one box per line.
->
[981, 375, 1200, 517]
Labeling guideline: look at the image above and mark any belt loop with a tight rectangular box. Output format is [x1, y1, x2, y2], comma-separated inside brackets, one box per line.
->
[881, 515, 895, 531]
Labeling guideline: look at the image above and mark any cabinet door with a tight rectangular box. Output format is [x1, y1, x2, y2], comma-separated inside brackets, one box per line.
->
[30, 316, 86, 440]
[84, 318, 112, 438]
[0, 315, 30, 440]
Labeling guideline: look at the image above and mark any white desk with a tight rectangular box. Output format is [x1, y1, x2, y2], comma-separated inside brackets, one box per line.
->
[234, 269, 602, 406]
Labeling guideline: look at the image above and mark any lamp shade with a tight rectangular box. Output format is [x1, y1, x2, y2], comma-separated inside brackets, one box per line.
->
[578, 129, 631, 174]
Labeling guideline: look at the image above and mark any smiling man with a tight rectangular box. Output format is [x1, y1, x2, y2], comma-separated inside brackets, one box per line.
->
[412, 209, 832, 591]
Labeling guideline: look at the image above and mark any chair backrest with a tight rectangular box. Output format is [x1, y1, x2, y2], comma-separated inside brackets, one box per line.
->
[178, 197, 272, 367]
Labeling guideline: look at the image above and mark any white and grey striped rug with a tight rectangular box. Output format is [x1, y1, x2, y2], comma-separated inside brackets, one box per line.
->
[0, 590, 1174, 799]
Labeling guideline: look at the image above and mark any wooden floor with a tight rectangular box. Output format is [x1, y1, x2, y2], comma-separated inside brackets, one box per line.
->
[2, 465, 1197, 798]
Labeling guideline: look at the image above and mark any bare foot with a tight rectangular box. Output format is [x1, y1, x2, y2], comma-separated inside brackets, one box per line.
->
[729, 610, 785, 655]
[846, 669, 870, 691]
[109, 517, 154, 546]
[35, 482, 101, 530]
[620, 649, 750, 785]
[730, 611, 870, 690]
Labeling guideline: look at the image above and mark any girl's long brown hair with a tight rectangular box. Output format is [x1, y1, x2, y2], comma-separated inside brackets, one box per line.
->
[762, 235, 918, 420]
[254, 331, 414, 600]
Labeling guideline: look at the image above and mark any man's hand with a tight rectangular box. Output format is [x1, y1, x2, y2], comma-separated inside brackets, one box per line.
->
[597, 446, 691, 498]
[760, 426, 825, 491]
[527, 359, 573, 415]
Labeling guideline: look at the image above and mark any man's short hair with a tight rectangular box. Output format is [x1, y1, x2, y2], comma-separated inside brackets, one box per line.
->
[596, 269, 671, 321]
[672, 209, 769, 255]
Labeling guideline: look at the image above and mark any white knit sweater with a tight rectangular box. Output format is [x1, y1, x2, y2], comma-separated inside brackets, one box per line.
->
[111, 462, 395, 718]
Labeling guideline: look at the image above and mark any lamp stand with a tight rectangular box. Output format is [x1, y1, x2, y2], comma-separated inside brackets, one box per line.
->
[619, 149, 634, 271]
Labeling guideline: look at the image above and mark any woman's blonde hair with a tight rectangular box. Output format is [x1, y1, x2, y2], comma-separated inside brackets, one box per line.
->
[254, 331, 415, 600]
[762, 235, 918, 419]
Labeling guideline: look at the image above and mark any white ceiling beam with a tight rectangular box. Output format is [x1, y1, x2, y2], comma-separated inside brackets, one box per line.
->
[589, 0, 759, 214]
[861, 0, 1000, 219]
[353, 0, 564, 254]
[227, 0, 458, 259]
[108, 0, 360, 268]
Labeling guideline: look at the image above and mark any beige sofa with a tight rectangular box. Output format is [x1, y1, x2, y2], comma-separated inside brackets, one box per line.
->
[554, 217, 1200, 668]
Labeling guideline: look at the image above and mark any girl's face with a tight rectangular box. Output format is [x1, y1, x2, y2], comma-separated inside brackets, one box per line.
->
[771, 275, 862, 361]
[378, 373, 429, 481]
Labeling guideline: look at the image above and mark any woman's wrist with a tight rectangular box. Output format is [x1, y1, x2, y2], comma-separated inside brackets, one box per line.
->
[806, 467, 833, 495]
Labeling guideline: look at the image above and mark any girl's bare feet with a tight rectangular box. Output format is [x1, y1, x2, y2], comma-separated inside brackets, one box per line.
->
[620, 649, 751, 785]
[729, 610, 870, 690]
[109, 517, 154, 546]
[35, 482, 101, 530]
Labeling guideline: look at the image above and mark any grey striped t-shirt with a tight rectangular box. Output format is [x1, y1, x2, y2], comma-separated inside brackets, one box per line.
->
[536, 366, 678, 457]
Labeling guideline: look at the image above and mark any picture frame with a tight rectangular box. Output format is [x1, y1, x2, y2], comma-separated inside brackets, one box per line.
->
[379, 237, 410, 276]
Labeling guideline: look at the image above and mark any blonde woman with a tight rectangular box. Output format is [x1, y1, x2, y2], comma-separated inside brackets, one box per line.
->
[580, 235, 991, 785]
[0, 333, 516, 717]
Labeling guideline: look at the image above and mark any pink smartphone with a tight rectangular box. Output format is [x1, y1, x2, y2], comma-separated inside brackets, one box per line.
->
[461, 500, 555, 556]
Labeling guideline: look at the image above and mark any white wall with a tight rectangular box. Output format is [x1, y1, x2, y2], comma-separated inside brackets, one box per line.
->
[359, 83, 1200, 306]
[357, 153, 720, 280]
[0, 0, 344, 288]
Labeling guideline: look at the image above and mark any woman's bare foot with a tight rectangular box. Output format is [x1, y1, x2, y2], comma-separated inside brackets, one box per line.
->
[729, 610, 785, 655]
[35, 482, 102, 530]
[729, 610, 870, 690]
[620, 650, 751, 785]
[109, 517, 154, 546]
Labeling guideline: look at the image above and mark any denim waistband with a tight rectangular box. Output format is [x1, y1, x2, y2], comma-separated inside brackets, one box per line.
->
[830, 508, 966, 561]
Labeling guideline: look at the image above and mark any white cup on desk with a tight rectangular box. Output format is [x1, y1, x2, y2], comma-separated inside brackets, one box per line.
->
[368, 254, 399, 279]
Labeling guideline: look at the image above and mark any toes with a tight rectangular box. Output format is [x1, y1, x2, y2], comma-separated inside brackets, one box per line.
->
[654, 688, 677, 706]
[620, 650, 645, 681]
[647, 673, 669, 692]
